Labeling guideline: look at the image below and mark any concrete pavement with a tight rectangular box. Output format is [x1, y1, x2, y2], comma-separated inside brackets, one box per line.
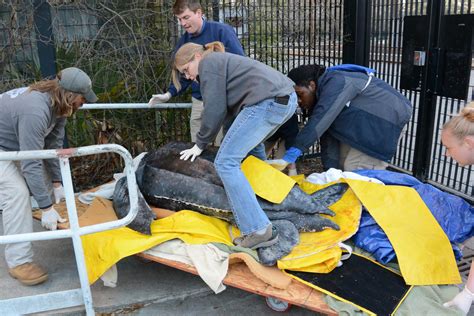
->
[0, 214, 317, 315]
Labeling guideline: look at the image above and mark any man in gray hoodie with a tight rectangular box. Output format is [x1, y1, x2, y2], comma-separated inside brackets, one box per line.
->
[0, 67, 97, 285]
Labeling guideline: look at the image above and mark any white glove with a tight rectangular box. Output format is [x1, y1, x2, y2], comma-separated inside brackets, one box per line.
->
[265, 159, 289, 171]
[53, 184, 65, 204]
[180, 144, 203, 162]
[148, 92, 171, 106]
[41, 206, 67, 231]
[444, 286, 474, 315]
[288, 164, 298, 176]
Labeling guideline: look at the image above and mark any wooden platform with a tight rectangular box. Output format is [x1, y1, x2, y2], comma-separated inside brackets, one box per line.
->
[136, 253, 335, 314]
[33, 196, 336, 315]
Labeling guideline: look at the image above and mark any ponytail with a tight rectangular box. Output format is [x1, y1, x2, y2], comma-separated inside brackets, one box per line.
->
[443, 102, 474, 141]
[172, 41, 225, 90]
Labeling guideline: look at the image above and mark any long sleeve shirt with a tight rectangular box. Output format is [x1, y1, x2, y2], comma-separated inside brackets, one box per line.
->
[0, 88, 65, 209]
[195, 52, 295, 149]
[292, 70, 412, 161]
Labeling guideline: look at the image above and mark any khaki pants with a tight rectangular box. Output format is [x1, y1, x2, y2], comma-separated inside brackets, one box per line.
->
[0, 153, 34, 268]
[339, 143, 388, 171]
[190, 97, 223, 146]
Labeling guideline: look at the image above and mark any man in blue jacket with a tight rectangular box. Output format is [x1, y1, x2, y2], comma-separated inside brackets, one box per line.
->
[149, 0, 244, 145]
[267, 64, 413, 171]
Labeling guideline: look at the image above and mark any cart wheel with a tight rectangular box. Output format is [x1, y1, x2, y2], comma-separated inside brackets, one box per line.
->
[265, 297, 291, 312]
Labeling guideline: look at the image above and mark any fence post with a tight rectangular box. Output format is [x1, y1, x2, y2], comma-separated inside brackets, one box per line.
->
[33, 0, 56, 78]
[412, 0, 443, 180]
[211, 0, 220, 22]
[342, 0, 371, 66]
[33, 0, 70, 148]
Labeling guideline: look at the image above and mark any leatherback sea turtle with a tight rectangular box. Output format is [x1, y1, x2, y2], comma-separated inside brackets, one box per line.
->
[113, 141, 348, 265]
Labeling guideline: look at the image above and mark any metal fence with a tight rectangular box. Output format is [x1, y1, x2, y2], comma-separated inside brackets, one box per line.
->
[367, 0, 473, 200]
[1, 0, 472, 201]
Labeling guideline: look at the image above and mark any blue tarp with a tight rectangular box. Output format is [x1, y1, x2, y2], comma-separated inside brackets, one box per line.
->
[353, 170, 474, 263]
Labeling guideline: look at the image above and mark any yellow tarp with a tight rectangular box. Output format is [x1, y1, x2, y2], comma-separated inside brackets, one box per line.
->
[81, 179, 361, 284]
[344, 178, 461, 285]
[82, 210, 238, 284]
[240, 158, 460, 284]
[82, 158, 460, 286]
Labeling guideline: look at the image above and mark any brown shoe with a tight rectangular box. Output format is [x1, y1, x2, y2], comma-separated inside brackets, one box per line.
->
[9, 262, 48, 286]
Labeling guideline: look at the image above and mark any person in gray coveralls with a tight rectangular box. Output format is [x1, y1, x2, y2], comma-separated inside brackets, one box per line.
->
[173, 41, 297, 251]
[0, 67, 97, 285]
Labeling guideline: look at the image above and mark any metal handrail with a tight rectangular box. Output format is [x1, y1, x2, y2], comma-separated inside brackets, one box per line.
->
[0, 144, 139, 315]
[80, 102, 191, 110]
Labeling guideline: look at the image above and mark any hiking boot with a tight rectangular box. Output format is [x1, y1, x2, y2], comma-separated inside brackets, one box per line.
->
[234, 224, 279, 249]
[9, 262, 48, 286]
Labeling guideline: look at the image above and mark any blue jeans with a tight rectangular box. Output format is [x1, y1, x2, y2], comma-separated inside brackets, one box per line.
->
[214, 92, 297, 235]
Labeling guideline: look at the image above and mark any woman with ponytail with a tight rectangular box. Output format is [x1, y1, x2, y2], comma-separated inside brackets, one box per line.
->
[442, 103, 474, 315]
[175, 41, 298, 250]
[441, 103, 474, 167]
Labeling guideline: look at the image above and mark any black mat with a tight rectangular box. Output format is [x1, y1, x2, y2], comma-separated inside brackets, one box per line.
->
[286, 253, 412, 315]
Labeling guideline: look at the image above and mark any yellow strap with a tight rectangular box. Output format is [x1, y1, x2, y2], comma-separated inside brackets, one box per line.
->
[241, 155, 295, 204]
[344, 178, 461, 285]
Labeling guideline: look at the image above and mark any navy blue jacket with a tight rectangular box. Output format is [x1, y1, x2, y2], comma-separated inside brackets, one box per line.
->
[293, 70, 412, 162]
[168, 19, 245, 100]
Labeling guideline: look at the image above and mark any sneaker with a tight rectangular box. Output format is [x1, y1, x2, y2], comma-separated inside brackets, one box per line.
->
[234, 224, 279, 249]
[9, 262, 48, 286]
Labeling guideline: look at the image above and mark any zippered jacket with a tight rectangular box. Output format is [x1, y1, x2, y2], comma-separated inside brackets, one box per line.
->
[195, 52, 295, 149]
[293, 70, 412, 161]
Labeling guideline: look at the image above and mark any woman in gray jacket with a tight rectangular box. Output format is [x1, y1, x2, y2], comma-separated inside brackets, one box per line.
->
[173, 41, 297, 251]
[0, 67, 97, 285]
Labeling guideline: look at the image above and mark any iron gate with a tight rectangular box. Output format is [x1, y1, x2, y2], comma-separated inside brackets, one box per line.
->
[360, 0, 473, 201]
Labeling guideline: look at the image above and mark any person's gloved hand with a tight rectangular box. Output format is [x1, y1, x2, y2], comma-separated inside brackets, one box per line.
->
[287, 163, 298, 176]
[53, 184, 65, 204]
[41, 206, 67, 231]
[265, 147, 303, 171]
[282, 147, 303, 163]
[148, 92, 171, 106]
[265, 159, 289, 171]
[180, 144, 203, 162]
[444, 286, 474, 315]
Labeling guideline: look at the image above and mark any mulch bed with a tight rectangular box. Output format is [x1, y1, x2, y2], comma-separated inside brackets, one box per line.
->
[296, 156, 324, 176]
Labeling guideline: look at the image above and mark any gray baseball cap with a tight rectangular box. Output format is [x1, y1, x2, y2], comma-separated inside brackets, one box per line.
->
[58, 67, 98, 103]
